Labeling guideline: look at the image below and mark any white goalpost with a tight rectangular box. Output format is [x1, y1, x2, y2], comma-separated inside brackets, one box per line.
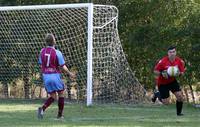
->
[86, 3, 94, 106]
[0, 3, 147, 106]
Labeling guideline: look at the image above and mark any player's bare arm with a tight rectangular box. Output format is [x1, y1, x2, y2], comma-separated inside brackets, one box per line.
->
[62, 65, 76, 78]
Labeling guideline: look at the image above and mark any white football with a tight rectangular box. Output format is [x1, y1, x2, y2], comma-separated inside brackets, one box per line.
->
[167, 66, 179, 77]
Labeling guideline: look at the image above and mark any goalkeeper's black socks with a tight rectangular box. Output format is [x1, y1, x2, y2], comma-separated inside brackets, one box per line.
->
[42, 97, 55, 111]
[58, 97, 64, 117]
[151, 91, 158, 103]
[176, 100, 183, 116]
[151, 95, 157, 103]
[152, 91, 162, 103]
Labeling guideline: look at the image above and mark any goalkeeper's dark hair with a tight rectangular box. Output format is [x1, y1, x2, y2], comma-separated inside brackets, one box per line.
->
[167, 45, 176, 51]
[45, 33, 55, 46]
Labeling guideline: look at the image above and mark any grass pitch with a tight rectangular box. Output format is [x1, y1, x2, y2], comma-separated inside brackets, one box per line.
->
[0, 99, 200, 127]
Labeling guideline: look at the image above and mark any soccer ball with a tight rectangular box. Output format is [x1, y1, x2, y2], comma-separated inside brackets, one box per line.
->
[167, 66, 179, 77]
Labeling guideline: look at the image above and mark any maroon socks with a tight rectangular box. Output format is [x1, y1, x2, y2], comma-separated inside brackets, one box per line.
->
[58, 97, 64, 116]
[42, 97, 55, 111]
[41, 96, 64, 117]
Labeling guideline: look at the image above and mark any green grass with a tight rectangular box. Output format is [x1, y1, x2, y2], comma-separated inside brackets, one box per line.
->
[0, 99, 200, 127]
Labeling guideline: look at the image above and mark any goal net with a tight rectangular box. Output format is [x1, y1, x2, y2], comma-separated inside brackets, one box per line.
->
[0, 3, 147, 105]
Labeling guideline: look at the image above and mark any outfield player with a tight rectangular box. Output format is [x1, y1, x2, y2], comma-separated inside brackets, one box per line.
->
[37, 33, 76, 119]
[154, 46, 185, 116]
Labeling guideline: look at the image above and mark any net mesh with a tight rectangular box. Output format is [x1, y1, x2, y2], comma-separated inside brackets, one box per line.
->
[0, 4, 147, 104]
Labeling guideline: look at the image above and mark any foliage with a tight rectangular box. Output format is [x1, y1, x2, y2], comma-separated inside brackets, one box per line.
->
[114, 0, 200, 89]
[0, 0, 200, 91]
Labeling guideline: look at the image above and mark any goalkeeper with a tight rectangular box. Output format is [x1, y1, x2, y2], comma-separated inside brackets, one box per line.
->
[154, 46, 185, 116]
[37, 33, 76, 119]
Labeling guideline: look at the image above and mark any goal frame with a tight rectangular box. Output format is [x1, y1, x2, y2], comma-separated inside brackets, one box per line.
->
[0, 3, 94, 106]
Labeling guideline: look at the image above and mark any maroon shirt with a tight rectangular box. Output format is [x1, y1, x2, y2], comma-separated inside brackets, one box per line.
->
[39, 47, 65, 74]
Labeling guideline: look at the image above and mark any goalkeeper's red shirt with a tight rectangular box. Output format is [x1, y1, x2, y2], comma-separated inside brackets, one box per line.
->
[154, 56, 185, 86]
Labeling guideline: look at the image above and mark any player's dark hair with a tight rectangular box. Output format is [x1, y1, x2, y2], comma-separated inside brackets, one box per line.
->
[167, 45, 176, 51]
[45, 33, 55, 46]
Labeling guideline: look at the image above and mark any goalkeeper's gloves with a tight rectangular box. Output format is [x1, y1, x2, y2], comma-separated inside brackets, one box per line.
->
[160, 70, 169, 79]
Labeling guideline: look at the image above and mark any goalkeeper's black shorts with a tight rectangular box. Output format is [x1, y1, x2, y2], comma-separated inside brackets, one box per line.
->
[158, 80, 181, 99]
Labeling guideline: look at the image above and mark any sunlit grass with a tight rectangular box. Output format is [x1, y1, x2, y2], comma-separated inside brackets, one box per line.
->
[0, 99, 200, 127]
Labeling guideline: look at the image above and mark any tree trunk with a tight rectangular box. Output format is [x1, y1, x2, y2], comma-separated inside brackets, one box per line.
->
[67, 80, 71, 100]
[31, 85, 37, 98]
[3, 83, 10, 98]
[39, 87, 42, 98]
[23, 76, 30, 99]
[189, 84, 195, 104]
[183, 87, 189, 103]
[76, 80, 85, 102]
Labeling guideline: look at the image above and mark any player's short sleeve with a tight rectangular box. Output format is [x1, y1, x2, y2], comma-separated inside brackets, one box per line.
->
[38, 50, 42, 65]
[56, 50, 65, 66]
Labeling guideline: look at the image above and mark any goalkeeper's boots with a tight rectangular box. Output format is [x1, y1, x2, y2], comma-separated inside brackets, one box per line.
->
[152, 91, 162, 103]
[177, 113, 184, 116]
[157, 92, 162, 102]
[37, 107, 44, 119]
